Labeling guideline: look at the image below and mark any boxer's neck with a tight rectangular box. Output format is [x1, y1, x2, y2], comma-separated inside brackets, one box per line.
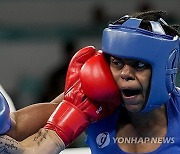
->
[116, 105, 167, 153]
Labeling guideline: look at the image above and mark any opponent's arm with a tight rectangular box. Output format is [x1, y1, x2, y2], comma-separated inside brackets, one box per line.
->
[0, 46, 120, 154]
[0, 129, 64, 154]
[7, 93, 64, 141]
[0, 93, 64, 154]
[17, 46, 120, 153]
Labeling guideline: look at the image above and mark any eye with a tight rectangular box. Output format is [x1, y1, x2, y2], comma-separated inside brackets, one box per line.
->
[110, 57, 124, 69]
[134, 61, 149, 71]
[138, 62, 145, 68]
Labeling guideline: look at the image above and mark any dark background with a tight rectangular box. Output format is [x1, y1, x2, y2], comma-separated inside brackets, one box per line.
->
[0, 0, 179, 109]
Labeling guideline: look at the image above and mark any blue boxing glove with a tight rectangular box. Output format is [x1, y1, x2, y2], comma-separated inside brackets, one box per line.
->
[0, 92, 11, 134]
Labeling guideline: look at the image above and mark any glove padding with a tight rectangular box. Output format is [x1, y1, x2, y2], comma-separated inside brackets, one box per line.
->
[80, 51, 120, 105]
[44, 46, 121, 146]
[0, 92, 11, 134]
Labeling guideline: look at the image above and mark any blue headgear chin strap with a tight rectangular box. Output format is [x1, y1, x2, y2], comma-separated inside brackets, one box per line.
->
[102, 16, 180, 112]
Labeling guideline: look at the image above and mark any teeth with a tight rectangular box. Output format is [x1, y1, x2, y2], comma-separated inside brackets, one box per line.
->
[122, 89, 141, 97]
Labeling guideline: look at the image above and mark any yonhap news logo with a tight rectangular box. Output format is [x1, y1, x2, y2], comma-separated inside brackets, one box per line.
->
[113, 137, 175, 144]
[96, 132, 110, 148]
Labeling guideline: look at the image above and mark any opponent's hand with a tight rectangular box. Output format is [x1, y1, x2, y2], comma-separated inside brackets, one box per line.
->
[44, 46, 121, 146]
[0, 92, 11, 134]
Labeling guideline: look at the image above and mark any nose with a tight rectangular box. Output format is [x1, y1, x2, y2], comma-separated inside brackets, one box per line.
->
[120, 65, 135, 81]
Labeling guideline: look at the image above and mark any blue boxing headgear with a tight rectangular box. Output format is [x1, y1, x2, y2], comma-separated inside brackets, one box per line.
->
[102, 16, 180, 112]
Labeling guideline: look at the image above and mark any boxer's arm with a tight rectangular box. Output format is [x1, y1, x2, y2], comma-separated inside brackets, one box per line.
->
[0, 128, 65, 154]
[7, 93, 64, 141]
[20, 128, 65, 154]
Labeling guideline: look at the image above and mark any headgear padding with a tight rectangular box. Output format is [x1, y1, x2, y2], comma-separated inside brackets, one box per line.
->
[102, 16, 180, 112]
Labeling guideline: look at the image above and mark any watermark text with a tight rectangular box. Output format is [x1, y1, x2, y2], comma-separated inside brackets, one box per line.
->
[113, 137, 175, 144]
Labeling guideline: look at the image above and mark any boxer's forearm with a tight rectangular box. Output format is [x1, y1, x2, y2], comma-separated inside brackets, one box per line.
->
[7, 93, 64, 141]
[21, 128, 65, 154]
[0, 135, 24, 153]
[7, 103, 58, 141]
[0, 128, 65, 154]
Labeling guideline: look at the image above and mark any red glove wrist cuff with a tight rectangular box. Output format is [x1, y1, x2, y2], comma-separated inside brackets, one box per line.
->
[44, 100, 90, 146]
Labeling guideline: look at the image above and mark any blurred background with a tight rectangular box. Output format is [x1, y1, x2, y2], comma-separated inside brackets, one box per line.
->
[0, 0, 179, 148]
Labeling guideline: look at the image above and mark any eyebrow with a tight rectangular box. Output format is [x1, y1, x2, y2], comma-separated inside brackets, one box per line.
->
[111, 56, 151, 67]
[111, 56, 139, 63]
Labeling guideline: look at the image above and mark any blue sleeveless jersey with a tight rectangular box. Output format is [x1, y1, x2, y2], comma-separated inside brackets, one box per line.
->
[86, 87, 180, 154]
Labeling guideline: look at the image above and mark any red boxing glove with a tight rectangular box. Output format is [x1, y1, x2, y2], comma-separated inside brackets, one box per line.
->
[80, 51, 120, 105]
[44, 46, 121, 146]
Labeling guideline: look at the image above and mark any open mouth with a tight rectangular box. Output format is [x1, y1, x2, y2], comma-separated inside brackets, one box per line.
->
[122, 89, 142, 97]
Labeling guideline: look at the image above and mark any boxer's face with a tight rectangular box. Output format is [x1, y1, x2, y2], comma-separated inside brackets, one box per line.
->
[110, 56, 151, 112]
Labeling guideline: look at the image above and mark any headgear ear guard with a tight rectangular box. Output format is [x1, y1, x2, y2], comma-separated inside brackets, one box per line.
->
[102, 16, 180, 112]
